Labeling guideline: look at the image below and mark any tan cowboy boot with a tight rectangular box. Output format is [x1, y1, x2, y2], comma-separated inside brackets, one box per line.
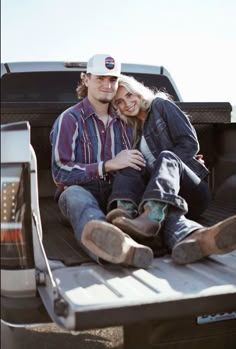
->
[81, 220, 153, 268]
[172, 215, 236, 264]
[112, 201, 168, 240]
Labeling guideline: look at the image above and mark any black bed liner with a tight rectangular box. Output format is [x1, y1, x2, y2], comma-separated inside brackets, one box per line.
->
[41, 198, 91, 266]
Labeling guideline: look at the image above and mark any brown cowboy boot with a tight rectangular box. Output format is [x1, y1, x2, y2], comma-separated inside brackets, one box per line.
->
[112, 201, 168, 240]
[106, 200, 137, 223]
[172, 215, 236, 264]
[81, 220, 153, 268]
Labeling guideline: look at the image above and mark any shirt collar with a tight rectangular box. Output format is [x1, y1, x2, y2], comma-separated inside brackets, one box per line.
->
[80, 96, 120, 120]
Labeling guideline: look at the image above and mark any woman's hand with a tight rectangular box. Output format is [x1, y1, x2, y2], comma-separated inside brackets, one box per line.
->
[196, 154, 205, 164]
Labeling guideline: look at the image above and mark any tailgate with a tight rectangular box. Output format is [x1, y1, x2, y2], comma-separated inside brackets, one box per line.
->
[39, 252, 236, 331]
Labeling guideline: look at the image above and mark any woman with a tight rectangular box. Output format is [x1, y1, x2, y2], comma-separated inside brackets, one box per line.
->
[108, 73, 210, 217]
[105, 75, 236, 263]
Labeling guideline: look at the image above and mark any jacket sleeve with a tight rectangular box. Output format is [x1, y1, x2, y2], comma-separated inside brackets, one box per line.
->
[153, 98, 200, 162]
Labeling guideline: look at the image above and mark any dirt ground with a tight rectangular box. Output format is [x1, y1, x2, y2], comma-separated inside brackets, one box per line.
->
[1, 323, 124, 349]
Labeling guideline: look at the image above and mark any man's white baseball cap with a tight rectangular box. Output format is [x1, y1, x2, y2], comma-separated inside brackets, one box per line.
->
[86, 54, 121, 77]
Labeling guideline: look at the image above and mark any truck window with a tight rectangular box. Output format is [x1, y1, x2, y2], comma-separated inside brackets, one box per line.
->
[1, 71, 179, 103]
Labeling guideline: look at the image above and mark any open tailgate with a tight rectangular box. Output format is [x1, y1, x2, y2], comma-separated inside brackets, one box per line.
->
[38, 252, 236, 331]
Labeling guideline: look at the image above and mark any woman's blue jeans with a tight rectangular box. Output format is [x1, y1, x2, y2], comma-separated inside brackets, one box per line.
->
[108, 150, 212, 249]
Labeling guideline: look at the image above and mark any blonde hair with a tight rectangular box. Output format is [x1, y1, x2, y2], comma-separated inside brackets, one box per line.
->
[113, 74, 171, 147]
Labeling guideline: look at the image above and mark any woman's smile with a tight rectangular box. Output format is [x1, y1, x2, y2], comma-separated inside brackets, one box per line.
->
[126, 103, 136, 113]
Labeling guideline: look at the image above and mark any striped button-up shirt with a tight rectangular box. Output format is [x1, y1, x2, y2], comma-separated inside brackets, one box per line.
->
[50, 97, 132, 189]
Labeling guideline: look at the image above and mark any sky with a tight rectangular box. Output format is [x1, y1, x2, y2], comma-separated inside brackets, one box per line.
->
[1, 0, 236, 110]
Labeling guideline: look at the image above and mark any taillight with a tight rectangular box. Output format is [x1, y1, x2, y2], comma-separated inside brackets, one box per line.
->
[1, 163, 34, 269]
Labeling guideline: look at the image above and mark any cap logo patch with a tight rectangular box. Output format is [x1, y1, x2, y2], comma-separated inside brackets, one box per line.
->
[105, 56, 115, 70]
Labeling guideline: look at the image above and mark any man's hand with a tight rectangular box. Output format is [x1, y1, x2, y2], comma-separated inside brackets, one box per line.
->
[105, 149, 146, 172]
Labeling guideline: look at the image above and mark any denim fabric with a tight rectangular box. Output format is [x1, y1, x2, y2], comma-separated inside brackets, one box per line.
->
[109, 151, 211, 215]
[143, 98, 209, 180]
[58, 180, 112, 262]
[142, 151, 211, 220]
[163, 209, 203, 249]
[108, 167, 146, 211]
[108, 150, 211, 246]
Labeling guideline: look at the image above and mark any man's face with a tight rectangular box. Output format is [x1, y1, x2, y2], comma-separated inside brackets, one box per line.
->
[85, 74, 119, 104]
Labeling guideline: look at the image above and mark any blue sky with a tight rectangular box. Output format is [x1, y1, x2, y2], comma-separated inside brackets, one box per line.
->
[1, 0, 236, 107]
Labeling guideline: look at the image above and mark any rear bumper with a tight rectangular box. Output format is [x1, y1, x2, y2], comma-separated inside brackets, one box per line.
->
[1, 295, 51, 326]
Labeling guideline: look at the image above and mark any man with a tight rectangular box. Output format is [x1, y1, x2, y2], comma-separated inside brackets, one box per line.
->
[50, 54, 153, 268]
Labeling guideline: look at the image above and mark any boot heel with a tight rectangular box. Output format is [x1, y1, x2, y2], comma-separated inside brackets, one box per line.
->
[131, 246, 154, 268]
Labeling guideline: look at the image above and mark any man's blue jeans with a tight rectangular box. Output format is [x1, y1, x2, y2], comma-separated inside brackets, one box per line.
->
[108, 150, 211, 249]
[58, 179, 112, 261]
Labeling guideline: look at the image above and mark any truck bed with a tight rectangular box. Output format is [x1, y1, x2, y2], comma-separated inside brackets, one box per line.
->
[40, 190, 236, 330]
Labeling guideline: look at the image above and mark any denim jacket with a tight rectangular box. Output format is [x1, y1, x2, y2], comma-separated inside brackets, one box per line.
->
[141, 97, 209, 179]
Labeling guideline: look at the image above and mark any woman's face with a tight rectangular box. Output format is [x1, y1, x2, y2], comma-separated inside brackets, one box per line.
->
[114, 85, 142, 118]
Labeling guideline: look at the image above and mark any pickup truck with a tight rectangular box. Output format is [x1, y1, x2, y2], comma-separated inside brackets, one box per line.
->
[1, 61, 236, 349]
